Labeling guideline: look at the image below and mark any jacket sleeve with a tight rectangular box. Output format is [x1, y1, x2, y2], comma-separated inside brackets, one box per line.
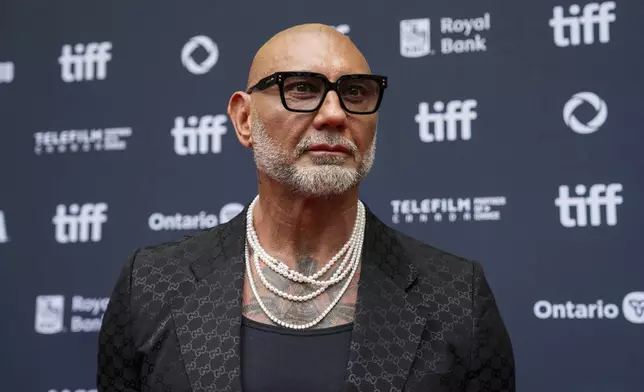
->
[464, 261, 516, 392]
[97, 249, 141, 391]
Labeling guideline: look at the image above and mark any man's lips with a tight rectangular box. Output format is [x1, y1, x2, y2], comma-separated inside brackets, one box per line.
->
[306, 144, 351, 154]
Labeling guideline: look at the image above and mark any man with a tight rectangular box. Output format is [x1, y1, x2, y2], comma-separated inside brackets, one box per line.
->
[97, 23, 515, 392]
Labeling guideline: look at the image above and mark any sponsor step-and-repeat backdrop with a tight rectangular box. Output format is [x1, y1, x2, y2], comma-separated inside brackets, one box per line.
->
[1, 1, 642, 391]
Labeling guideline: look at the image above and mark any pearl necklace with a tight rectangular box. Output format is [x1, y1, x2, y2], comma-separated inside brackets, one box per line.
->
[244, 195, 365, 329]
[246, 197, 364, 294]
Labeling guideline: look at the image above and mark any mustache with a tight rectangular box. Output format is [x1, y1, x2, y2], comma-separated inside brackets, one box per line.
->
[294, 134, 358, 157]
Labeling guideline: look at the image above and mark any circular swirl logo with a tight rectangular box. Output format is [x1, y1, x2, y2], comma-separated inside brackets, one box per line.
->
[181, 35, 219, 75]
[562, 92, 607, 134]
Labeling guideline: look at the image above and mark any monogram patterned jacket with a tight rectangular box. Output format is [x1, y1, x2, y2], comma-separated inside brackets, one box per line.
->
[97, 203, 515, 392]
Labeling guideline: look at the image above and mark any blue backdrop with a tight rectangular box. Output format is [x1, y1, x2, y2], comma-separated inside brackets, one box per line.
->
[2, 1, 643, 391]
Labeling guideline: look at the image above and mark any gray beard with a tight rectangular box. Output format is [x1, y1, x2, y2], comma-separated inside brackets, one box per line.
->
[250, 115, 376, 197]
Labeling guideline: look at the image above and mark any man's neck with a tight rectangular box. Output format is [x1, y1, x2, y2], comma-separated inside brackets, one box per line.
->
[251, 176, 361, 269]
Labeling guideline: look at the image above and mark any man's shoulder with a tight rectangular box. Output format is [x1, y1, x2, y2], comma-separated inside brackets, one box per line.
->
[380, 218, 479, 279]
[116, 225, 235, 326]
[131, 223, 230, 273]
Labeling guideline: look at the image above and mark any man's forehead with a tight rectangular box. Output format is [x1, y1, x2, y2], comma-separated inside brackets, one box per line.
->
[249, 27, 371, 84]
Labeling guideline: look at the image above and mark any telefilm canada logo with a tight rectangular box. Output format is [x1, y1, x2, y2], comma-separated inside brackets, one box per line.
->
[149, 202, 244, 231]
[34, 128, 132, 155]
[391, 196, 507, 224]
[534, 292, 644, 324]
[34, 295, 110, 334]
[400, 13, 491, 58]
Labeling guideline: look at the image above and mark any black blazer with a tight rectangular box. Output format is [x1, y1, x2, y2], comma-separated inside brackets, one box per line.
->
[97, 204, 515, 392]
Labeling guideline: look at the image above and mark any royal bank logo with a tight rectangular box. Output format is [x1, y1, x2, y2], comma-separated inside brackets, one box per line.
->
[59, 42, 112, 82]
[35, 295, 109, 334]
[563, 92, 607, 134]
[34, 128, 132, 155]
[52, 203, 108, 243]
[149, 202, 244, 231]
[400, 13, 491, 58]
[554, 183, 623, 227]
[400, 19, 431, 58]
[534, 291, 644, 324]
[181, 35, 219, 75]
[171, 115, 228, 155]
[0, 61, 14, 83]
[35, 295, 65, 334]
[549, 2, 616, 47]
[391, 196, 506, 224]
[415, 99, 478, 142]
[0, 210, 8, 243]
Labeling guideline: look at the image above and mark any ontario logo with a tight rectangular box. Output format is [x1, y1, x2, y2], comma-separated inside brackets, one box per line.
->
[534, 291, 644, 324]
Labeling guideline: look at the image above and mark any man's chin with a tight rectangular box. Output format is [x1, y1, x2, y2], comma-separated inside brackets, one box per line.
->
[291, 182, 356, 198]
[291, 167, 361, 194]
[257, 161, 366, 197]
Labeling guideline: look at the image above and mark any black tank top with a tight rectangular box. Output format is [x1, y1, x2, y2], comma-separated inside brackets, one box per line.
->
[240, 316, 354, 392]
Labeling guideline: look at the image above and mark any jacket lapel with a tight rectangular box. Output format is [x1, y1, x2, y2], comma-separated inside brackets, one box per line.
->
[169, 202, 427, 392]
[343, 206, 428, 392]
[169, 205, 249, 392]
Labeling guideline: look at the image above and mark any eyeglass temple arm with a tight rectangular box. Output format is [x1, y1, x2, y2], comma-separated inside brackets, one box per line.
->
[245, 74, 279, 94]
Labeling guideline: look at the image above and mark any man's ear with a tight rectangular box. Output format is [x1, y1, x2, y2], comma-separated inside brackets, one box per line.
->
[227, 91, 253, 149]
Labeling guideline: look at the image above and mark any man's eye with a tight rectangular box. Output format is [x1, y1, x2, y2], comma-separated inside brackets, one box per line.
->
[289, 82, 317, 93]
[296, 83, 310, 91]
[346, 85, 365, 96]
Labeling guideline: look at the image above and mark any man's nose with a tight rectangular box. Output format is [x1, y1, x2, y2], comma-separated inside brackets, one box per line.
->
[312, 91, 348, 131]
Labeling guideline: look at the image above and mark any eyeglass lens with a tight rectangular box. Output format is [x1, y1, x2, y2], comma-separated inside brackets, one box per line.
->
[282, 75, 380, 112]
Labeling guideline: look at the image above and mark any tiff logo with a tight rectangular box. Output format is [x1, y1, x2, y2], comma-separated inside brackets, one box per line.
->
[0, 210, 8, 243]
[554, 183, 623, 227]
[333, 24, 350, 35]
[415, 100, 478, 142]
[59, 42, 112, 82]
[171, 115, 227, 155]
[549, 2, 616, 47]
[52, 203, 108, 243]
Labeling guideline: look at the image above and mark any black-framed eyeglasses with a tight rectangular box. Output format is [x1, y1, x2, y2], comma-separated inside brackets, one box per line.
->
[246, 71, 388, 115]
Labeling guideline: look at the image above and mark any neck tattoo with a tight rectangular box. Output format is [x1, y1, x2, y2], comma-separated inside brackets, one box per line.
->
[244, 195, 366, 330]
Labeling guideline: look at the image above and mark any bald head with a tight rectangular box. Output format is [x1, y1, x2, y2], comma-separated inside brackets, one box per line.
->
[247, 23, 371, 88]
[226, 23, 381, 198]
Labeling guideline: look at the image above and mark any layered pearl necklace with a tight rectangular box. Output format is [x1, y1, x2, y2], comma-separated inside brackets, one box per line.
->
[244, 195, 366, 329]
